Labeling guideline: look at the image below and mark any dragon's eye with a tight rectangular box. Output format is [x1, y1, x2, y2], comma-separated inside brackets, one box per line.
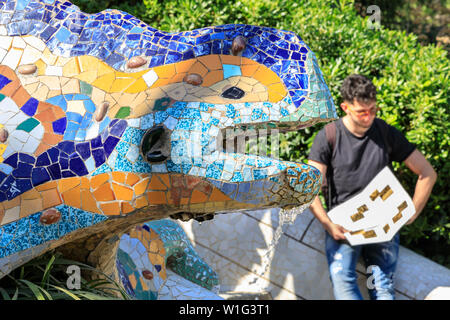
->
[221, 86, 245, 99]
[141, 126, 168, 163]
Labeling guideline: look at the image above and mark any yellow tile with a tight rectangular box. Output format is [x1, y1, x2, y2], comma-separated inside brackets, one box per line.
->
[62, 58, 80, 77]
[78, 56, 97, 73]
[154, 64, 176, 79]
[76, 70, 98, 84]
[34, 59, 47, 76]
[110, 78, 135, 92]
[97, 61, 114, 77]
[125, 78, 147, 94]
[42, 47, 57, 65]
[92, 73, 115, 92]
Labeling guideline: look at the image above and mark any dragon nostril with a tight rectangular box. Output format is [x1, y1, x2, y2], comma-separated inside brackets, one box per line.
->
[141, 126, 169, 163]
[184, 73, 203, 86]
[18, 64, 37, 75]
[0, 128, 8, 143]
[127, 56, 147, 69]
[221, 86, 245, 99]
[231, 36, 246, 56]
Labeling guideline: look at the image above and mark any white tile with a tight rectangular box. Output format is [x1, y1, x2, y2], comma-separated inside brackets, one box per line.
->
[0, 48, 7, 62]
[66, 100, 86, 116]
[0, 36, 12, 50]
[2, 47, 23, 70]
[45, 65, 63, 76]
[142, 69, 158, 87]
[2, 206, 20, 224]
[12, 37, 26, 49]
[23, 35, 46, 51]
[23, 135, 40, 153]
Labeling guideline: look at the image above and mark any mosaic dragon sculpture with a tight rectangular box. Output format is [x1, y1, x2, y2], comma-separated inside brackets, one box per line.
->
[0, 0, 337, 297]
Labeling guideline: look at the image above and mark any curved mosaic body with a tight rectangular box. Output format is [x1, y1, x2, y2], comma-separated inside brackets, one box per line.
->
[117, 219, 221, 300]
[0, 0, 337, 289]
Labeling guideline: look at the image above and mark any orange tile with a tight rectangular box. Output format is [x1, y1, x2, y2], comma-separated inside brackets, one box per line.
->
[149, 230, 159, 240]
[188, 61, 209, 77]
[112, 172, 126, 184]
[93, 183, 115, 201]
[51, 104, 67, 119]
[42, 133, 63, 145]
[155, 63, 176, 79]
[90, 174, 110, 190]
[58, 177, 81, 193]
[147, 175, 167, 191]
[80, 177, 90, 190]
[35, 181, 58, 192]
[201, 70, 224, 87]
[128, 273, 137, 288]
[112, 183, 133, 201]
[62, 187, 81, 209]
[121, 202, 135, 214]
[36, 101, 52, 114]
[253, 67, 281, 86]
[22, 189, 41, 200]
[4, 197, 20, 210]
[219, 55, 241, 65]
[158, 174, 170, 188]
[126, 173, 141, 186]
[180, 197, 189, 205]
[20, 198, 43, 217]
[190, 189, 208, 204]
[208, 188, 231, 202]
[169, 72, 187, 83]
[147, 191, 167, 205]
[134, 178, 149, 196]
[41, 188, 63, 209]
[175, 60, 195, 74]
[241, 64, 260, 78]
[0, 79, 20, 97]
[241, 57, 258, 65]
[198, 55, 222, 70]
[100, 202, 121, 216]
[35, 108, 56, 122]
[81, 189, 100, 214]
[12, 86, 30, 107]
[135, 196, 148, 209]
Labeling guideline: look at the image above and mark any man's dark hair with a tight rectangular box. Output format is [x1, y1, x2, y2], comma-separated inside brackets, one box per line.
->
[340, 74, 377, 103]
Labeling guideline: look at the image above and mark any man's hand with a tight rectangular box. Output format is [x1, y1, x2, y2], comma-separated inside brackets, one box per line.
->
[323, 221, 349, 241]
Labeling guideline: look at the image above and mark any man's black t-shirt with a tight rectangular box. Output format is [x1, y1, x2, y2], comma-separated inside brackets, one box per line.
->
[308, 118, 415, 209]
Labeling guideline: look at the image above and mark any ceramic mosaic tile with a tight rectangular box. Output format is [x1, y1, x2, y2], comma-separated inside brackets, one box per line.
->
[117, 219, 220, 299]
[0, 0, 337, 299]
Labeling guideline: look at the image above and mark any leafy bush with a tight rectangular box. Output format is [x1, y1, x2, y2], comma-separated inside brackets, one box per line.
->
[70, 0, 449, 266]
[0, 252, 131, 300]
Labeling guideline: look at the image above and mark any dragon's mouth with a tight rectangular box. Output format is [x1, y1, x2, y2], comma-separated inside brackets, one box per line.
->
[139, 96, 333, 221]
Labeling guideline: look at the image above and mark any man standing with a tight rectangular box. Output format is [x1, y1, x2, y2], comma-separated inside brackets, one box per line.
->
[308, 74, 437, 300]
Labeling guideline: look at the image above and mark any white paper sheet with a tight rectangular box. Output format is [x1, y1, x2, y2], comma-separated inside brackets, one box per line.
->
[327, 166, 416, 245]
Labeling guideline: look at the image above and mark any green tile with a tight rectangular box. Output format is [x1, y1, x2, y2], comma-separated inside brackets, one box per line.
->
[80, 81, 93, 95]
[16, 118, 40, 133]
[115, 106, 131, 119]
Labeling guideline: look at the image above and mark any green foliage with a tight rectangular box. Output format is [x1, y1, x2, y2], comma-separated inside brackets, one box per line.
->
[0, 252, 131, 300]
[71, 0, 449, 266]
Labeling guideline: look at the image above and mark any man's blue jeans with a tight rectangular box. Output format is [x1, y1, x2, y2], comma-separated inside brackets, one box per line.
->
[325, 232, 400, 300]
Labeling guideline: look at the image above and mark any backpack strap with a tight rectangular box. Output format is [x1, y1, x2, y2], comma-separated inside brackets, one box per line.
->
[325, 121, 336, 151]
[323, 121, 336, 209]
[374, 118, 392, 159]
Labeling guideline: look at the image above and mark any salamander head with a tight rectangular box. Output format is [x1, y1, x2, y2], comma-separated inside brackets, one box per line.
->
[0, 0, 336, 276]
